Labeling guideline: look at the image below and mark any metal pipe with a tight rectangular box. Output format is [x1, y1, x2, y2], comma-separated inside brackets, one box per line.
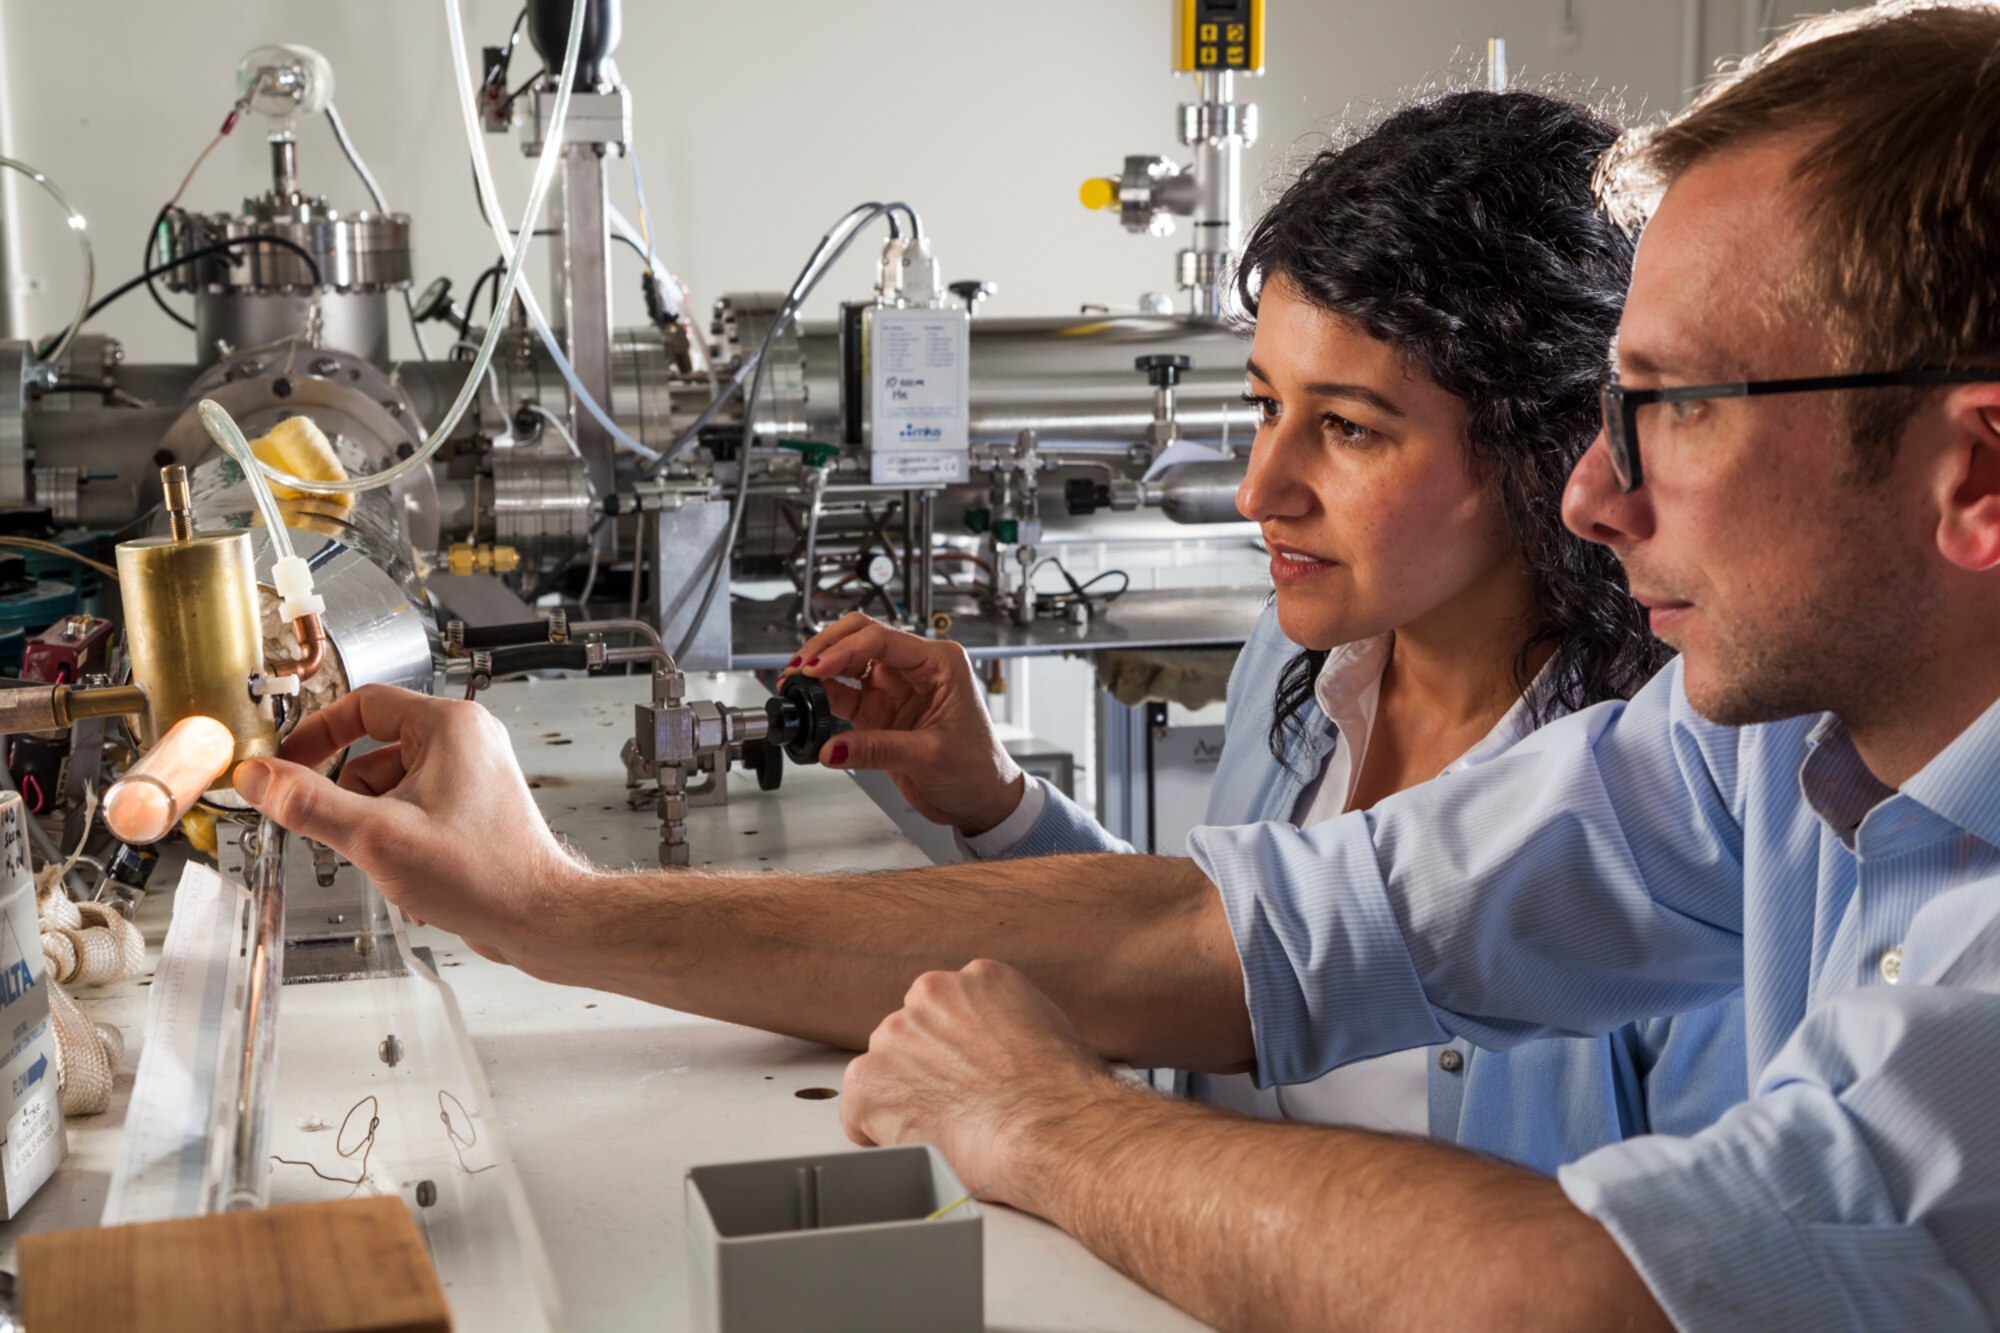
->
[572, 616, 666, 654]
[163, 464, 195, 542]
[225, 817, 287, 1211]
[794, 467, 830, 635]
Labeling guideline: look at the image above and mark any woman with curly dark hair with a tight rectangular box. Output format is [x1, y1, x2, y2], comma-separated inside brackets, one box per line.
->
[786, 89, 1745, 1170]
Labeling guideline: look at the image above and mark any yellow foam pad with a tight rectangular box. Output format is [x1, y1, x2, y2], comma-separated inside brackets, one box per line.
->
[249, 416, 353, 514]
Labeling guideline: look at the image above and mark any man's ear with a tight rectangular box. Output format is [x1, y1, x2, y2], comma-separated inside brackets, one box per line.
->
[1936, 390, 2000, 572]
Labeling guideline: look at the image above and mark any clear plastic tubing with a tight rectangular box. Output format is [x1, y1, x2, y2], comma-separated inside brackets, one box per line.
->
[443, 0, 660, 462]
[241, 0, 588, 498]
[102, 715, 236, 845]
[199, 399, 297, 565]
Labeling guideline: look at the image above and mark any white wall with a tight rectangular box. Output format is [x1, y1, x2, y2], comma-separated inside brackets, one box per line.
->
[0, 0, 1831, 363]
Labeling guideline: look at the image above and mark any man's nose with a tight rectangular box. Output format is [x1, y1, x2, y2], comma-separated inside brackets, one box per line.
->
[1563, 430, 1655, 550]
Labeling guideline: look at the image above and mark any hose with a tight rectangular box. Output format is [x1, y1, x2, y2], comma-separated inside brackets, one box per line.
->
[197, 400, 297, 566]
[443, 0, 661, 463]
[233, 0, 588, 499]
[1, 155, 94, 368]
[324, 103, 432, 362]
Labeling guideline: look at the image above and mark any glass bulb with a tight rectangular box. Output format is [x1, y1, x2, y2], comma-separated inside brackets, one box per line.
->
[236, 44, 335, 129]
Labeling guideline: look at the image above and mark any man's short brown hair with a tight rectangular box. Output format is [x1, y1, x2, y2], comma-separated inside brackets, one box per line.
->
[1599, 1, 2000, 477]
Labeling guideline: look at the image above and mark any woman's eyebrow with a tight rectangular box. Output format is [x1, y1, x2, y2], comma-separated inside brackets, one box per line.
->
[1245, 358, 1404, 417]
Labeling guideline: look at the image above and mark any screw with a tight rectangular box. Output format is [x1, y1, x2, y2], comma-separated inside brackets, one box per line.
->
[395, 441, 415, 460]
[379, 1034, 404, 1068]
[271, 376, 293, 398]
[326, 913, 346, 925]
[415, 1179, 437, 1207]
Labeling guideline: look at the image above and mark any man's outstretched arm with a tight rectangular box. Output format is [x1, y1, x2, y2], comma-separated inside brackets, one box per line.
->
[232, 685, 1252, 1066]
[843, 960, 1669, 1333]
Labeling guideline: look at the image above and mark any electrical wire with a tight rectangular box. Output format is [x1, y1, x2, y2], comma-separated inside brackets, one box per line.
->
[0, 155, 94, 368]
[0, 748, 66, 868]
[641, 200, 899, 480]
[444, 5, 664, 465]
[230, 0, 588, 501]
[145, 98, 253, 332]
[458, 261, 504, 340]
[520, 401, 584, 462]
[0, 537, 117, 581]
[37, 235, 325, 360]
[668, 202, 912, 658]
[324, 104, 432, 361]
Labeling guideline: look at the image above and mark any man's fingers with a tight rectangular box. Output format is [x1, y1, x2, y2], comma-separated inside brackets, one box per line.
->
[337, 744, 408, 797]
[280, 685, 440, 770]
[235, 756, 398, 862]
[819, 727, 945, 774]
[840, 1055, 880, 1146]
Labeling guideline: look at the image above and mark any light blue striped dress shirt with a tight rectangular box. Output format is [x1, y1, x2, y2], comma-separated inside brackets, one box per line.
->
[987, 602, 1745, 1176]
[1188, 655, 2000, 1329]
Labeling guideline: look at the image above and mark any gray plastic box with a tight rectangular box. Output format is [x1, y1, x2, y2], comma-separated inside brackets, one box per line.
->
[685, 1144, 983, 1332]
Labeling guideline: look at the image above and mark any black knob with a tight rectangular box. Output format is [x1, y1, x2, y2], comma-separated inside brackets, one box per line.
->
[741, 738, 784, 792]
[765, 675, 849, 765]
[1065, 477, 1112, 516]
[948, 280, 997, 314]
[1135, 353, 1193, 388]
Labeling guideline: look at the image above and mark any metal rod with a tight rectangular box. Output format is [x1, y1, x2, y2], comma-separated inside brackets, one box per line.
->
[225, 817, 287, 1211]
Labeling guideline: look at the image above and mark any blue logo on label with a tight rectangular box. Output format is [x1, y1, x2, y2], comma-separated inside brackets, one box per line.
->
[0, 958, 31, 1009]
[21, 1052, 45, 1088]
[0, 914, 31, 1010]
[898, 423, 943, 441]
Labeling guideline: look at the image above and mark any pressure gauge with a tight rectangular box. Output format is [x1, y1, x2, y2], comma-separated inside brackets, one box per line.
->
[860, 551, 897, 589]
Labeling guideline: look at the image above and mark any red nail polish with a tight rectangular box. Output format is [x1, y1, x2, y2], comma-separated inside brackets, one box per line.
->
[807, 656, 821, 668]
[787, 656, 802, 667]
[828, 741, 849, 765]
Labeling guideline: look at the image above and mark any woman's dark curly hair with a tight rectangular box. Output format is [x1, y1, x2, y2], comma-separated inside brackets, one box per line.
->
[1246, 90, 1671, 766]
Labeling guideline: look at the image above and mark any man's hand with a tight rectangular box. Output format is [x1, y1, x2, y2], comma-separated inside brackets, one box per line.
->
[232, 685, 581, 966]
[841, 959, 1124, 1211]
[786, 612, 1025, 837]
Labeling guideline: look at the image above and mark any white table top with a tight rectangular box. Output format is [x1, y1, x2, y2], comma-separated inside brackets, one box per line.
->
[6, 672, 1207, 1332]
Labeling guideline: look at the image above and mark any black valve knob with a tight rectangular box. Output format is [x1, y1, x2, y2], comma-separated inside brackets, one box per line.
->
[764, 674, 849, 765]
[741, 738, 785, 792]
[1135, 353, 1192, 388]
[948, 280, 997, 315]
[1065, 477, 1112, 516]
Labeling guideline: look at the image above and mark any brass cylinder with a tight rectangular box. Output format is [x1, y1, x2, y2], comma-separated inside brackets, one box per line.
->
[116, 530, 278, 782]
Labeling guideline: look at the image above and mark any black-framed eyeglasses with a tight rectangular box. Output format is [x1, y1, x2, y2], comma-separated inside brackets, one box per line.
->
[1597, 368, 1996, 492]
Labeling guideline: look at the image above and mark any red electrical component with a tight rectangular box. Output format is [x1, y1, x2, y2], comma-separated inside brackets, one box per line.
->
[21, 615, 113, 687]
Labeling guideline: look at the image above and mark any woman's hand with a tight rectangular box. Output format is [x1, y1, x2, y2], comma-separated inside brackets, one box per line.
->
[786, 612, 1025, 837]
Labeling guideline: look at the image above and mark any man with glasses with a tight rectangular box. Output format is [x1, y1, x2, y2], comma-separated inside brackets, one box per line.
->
[235, 3, 2000, 1327]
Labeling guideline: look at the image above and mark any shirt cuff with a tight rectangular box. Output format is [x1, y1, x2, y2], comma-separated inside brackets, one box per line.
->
[1558, 1085, 1985, 1330]
[956, 777, 1048, 860]
[1189, 813, 1446, 1088]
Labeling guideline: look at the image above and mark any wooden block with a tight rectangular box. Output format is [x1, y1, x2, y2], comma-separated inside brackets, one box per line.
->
[18, 1195, 452, 1333]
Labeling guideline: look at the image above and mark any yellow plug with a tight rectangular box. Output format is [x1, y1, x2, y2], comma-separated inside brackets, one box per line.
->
[1079, 178, 1119, 211]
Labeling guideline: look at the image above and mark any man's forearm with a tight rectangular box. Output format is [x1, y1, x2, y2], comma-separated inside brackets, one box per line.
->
[520, 853, 1253, 1065]
[1019, 1085, 1669, 1333]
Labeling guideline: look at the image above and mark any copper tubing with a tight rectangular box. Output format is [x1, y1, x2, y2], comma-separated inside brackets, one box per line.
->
[268, 613, 327, 682]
